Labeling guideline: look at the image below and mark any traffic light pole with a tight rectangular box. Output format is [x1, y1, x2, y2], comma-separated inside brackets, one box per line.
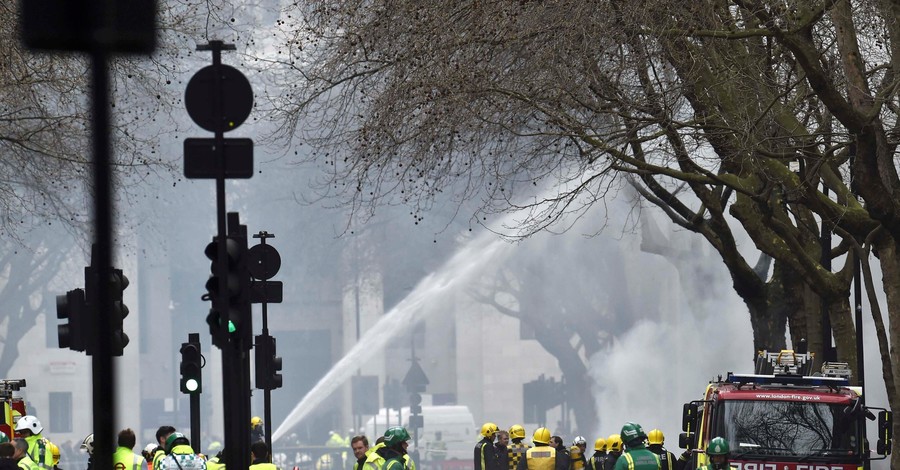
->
[197, 40, 251, 470]
[188, 333, 202, 454]
[89, 38, 116, 470]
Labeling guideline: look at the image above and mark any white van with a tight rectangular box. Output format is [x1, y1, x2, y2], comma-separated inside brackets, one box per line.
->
[364, 405, 476, 460]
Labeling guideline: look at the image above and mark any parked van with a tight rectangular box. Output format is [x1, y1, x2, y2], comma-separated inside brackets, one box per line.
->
[364, 405, 476, 460]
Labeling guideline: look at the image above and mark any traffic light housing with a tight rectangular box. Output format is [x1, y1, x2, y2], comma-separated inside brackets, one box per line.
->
[203, 233, 248, 348]
[255, 335, 282, 390]
[57, 289, 87, 352]
[180, 340, 202, 394]
[109, 269, 130, 356]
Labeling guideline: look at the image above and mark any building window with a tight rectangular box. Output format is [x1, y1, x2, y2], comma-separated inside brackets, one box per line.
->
[48, 392, 72, 433]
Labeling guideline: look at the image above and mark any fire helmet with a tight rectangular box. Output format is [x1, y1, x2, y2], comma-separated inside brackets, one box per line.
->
[508, 425, 526, 440]
[480, 422, 499, 439]
[594, 437, 606, 452]
[15, 416, 43, 435]
[251, 416, 263, 428]
[573, 436, 586, 446]
[81, 434, 94, 455]
[647, 429, 664, 445]
[606, 434, 622, 453]
[49, 443, 60, 465]
[532, 427, 551, 445]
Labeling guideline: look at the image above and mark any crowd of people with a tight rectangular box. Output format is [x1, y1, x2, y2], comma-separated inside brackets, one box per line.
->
[0, 415, 734, 470]
[0, 414, 278, 470]
[471, 422, 729, 470]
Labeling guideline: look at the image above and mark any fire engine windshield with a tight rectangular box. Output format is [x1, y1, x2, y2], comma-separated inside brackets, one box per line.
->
[717, 399, 861, 460]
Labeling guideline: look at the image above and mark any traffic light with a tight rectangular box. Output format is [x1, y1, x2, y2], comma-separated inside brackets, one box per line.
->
[254, 335, 283, 390]
[180, 340, 202, 394]
[254, 335, 269, 389]
[203, 235, 245, 348]
[109, 269, 130, 356]
[57, 289, 87, 352]
[270, 337, 283, 389]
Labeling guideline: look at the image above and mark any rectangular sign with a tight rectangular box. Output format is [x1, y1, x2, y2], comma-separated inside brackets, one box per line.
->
[184, 138, 254, 179]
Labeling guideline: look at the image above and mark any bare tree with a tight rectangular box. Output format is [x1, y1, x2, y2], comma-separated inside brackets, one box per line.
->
[263, 0, 900, 459]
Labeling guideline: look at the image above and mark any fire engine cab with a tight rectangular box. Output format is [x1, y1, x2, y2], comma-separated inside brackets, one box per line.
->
[0, 380, 26, 441]
[679, 350, 892, 470]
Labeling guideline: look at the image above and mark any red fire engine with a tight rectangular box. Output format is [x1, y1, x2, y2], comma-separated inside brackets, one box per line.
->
[679, 350, 892, 470]
[0, 380, 26, 441]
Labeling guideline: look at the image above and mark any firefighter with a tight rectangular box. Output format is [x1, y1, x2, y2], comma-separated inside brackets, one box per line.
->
[612, 423, 659, 470]
[46, 443, 59, 470]
[506, 425, 529, 470]
[697, 438, 728, 470]
[14, 416, 54, 469]
[249, 441, 276, 470]
[157, 432, 206, 470]
[569, 437, 586, 470]
[376, 427, 410, 470]
[251, 417, 265, 444]
[516, 427, 566, 470]
[645, 430, 677, 470]
[113, 428, 146, 470]
[474, 423, 498, 470]
[81, 434, 93, 470]
[585, 438, 605, 470]
[602, 435, 621, 470]
[142, 444, 159, 470]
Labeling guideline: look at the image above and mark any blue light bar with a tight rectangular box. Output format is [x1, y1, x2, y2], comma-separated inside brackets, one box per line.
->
[727, 372, 849, 387]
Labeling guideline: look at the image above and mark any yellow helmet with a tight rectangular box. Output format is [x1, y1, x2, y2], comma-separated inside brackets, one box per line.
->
[509, 425, 526, 440]
[594, 437, 606, 451]
[647, 429, 664, 445]
[532, 427, 551, 445]
[251, 416, 263, 428]
[49, 443, 60, 465]
[481, 422, 499, 439]
[607, 434, 622, 452]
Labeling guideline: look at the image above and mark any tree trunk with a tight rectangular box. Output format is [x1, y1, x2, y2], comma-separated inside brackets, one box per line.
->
[873, 237, 900, 463]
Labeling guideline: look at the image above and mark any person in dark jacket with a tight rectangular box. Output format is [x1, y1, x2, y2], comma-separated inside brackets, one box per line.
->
[494, 431, 510, 470]
[475, 423, 499, 470]
[550, 436, 570, 470]
[0, 442, 18, 470]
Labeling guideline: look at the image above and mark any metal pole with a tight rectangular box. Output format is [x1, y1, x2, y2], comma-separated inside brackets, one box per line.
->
[190, 333, 202, 454]
[90, 7, 115, 468]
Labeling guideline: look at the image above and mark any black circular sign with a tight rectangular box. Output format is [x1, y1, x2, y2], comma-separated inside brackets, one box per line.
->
[248, 244, 281, 280]
[185, 64, 253, 133]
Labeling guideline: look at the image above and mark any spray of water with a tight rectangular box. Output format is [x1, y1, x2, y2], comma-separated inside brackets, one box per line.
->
[272, 228, 515, 442]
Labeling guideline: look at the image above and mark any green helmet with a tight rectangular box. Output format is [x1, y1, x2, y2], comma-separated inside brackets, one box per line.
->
[383, 426, 411, 446]
[165, 432, 190, 453]
[619, 422, 647, 447]
[707, 437, 729, 455]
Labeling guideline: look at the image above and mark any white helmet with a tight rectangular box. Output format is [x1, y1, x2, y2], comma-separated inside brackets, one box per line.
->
[14, 415, 42, 435]
[573, 436, 587, 446]
[143, 443, 157, 455]
[81, 433, 94, 454]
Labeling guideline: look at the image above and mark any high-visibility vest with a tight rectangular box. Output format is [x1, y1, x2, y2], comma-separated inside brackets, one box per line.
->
[525, 446, 556, 470]
[508, 442, 530, 470]
[113, 447, 146, 470]
[24, 436, 53, 469]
